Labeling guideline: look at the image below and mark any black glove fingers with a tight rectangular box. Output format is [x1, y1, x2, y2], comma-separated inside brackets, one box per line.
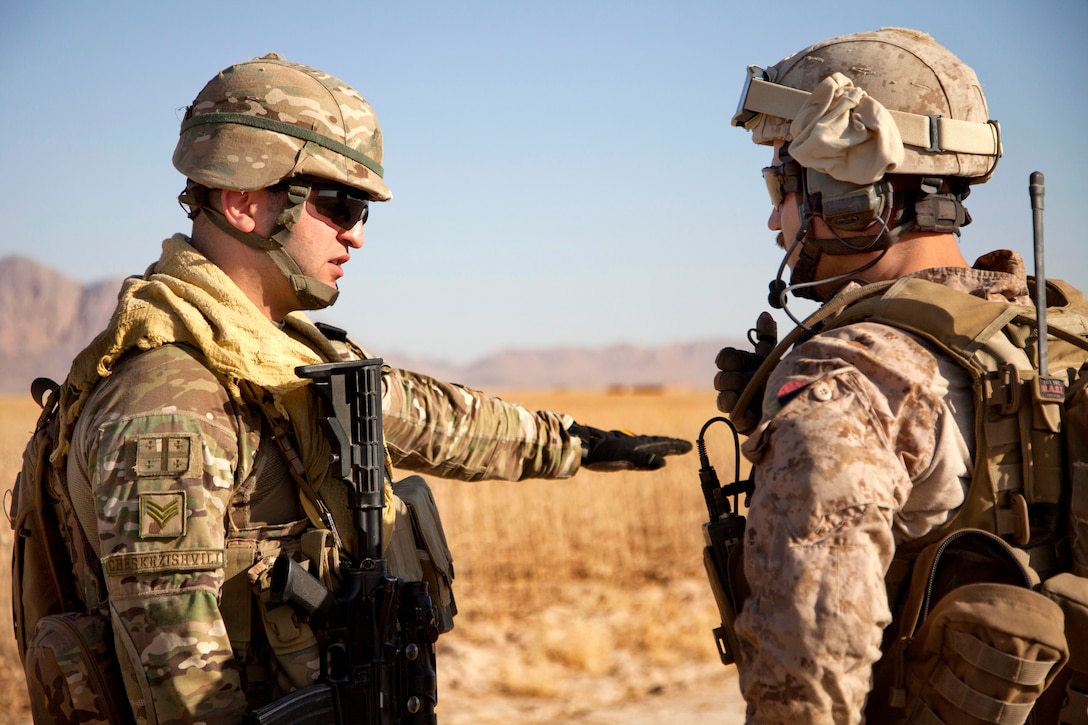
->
[714, 370, 750, 393]
[570, 423, 691, 471]
[714, 343, 770, 431]
[633, 436, 693, 457]
[715, 347, 763, 372]
[717, 390, 739, 414]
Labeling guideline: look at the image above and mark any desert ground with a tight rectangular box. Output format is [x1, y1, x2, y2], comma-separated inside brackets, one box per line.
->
[0, 387, 749, 723]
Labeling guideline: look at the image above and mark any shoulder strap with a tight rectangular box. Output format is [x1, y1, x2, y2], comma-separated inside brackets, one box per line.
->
[39, 377, 108, 601]
[733, 276, 1088, 429]
[62, 383, 107, 568]
[240, 382, 348, 553]
[833, 277, 1088, 364]
[831, 277, 1024, 364]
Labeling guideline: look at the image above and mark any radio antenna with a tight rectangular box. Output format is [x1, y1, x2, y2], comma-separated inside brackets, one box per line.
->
[1029, 171, 1048, 374]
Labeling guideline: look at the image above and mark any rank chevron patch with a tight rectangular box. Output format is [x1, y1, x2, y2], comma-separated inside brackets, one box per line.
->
[139, 491, 187, 538]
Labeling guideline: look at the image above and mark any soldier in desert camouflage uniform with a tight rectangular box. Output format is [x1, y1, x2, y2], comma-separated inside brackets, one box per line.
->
[713, 28, 1085, 724]
[46, 53, 690, 724]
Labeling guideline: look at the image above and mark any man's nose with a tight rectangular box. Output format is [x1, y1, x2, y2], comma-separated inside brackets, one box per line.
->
[339, 223, 364, 249]
[767, 205, 782, 232]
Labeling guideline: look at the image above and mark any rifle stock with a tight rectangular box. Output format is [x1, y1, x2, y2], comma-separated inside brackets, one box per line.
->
[248, 358, 438, 724]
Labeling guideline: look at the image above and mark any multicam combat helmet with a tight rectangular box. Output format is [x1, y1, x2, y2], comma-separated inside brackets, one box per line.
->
[173, 53, 391, 310]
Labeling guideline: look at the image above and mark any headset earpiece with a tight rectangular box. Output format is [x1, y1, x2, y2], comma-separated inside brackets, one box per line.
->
[805, 170, 890, 232]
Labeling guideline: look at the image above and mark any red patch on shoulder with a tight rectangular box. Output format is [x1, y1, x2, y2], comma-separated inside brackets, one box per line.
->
[776, 380, 809, 405]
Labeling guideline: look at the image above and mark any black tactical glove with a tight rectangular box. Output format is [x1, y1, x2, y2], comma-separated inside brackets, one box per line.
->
[568, 422, 693, 472]
[714, 312, 777, 434]
[714, 346, 764, 431]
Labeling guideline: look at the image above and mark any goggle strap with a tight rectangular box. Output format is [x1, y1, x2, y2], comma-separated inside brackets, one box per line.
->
[735, 74, 1001, 157]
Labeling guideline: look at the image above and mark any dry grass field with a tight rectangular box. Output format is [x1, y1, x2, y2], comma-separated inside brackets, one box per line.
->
[0, 388, 747, 723]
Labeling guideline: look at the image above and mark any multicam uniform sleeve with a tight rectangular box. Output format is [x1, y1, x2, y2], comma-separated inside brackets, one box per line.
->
[73, 347, 247, 724]
[736, 322, 945, 725]
[380, 365, 582, 481]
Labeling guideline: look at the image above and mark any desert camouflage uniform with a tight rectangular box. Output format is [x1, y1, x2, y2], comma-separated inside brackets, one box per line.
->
[736, 250, 1035, 724]
[67, 315, 580, 723]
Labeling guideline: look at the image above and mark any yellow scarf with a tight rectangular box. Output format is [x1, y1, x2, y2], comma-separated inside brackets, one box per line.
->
[59, 234, 390, 554]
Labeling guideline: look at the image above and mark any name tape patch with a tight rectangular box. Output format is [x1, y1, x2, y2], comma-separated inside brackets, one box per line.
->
[103, 548, 224, 576]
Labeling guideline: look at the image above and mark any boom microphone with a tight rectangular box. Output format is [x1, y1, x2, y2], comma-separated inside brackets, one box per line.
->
[768, 279, 788, 309]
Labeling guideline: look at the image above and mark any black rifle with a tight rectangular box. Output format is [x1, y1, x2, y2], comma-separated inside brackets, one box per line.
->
[247, 358, 439, 724]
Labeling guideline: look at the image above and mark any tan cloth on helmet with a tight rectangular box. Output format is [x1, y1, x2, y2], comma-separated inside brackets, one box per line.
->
[754, 72, 905, 186]
[57, 233, 394, 552]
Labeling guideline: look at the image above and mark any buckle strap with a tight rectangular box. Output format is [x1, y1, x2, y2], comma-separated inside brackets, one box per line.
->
[909, 701, 946, 725]
[945, 629, 1060, 686]
[930, 659, 1036, 724]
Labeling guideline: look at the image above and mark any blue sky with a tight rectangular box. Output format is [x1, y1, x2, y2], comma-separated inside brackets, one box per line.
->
[2, 1, 1084, 364]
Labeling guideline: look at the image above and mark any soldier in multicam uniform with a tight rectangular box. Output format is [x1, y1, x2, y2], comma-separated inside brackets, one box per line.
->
[714, 28, 1086, 724]
[49, 53, 690, 724]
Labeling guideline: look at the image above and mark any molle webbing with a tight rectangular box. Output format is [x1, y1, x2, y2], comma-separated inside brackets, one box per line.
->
[829, 277, 1088, 561]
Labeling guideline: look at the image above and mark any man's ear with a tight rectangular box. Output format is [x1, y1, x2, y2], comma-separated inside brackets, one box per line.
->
[219, 189, 261, 233]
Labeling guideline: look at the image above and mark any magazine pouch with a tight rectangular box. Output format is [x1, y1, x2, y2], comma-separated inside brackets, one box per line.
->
[872, 529, 1068, 724]
[389, 475, 457, 633]
[1039, 572, 1088, 725]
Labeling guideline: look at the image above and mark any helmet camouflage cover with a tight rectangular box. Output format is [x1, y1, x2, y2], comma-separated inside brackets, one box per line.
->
[173, 52, 391, 201]
[734, 27, 1000, 183]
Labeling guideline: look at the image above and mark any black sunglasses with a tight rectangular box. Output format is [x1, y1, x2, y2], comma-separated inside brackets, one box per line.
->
[310, 183, 370, 230]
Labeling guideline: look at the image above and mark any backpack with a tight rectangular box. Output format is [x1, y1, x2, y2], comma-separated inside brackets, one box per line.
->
[7, 377, 134, 724]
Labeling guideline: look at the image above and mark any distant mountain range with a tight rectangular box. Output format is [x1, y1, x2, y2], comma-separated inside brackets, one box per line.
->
[0, 257, 124, 395]
[0, 256, 731, 395]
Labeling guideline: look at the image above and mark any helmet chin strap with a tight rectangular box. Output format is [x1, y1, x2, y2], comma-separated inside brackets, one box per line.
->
[180, 179, 340, 311]
[265, 248, 340, 310]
